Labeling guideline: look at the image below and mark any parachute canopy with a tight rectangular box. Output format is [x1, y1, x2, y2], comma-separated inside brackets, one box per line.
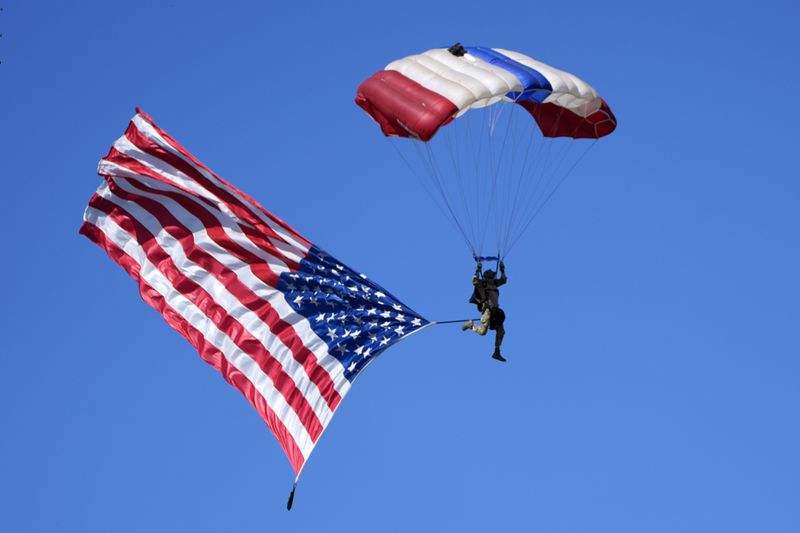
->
[356, 45, 617, 260]
[356, 45, 616, 142]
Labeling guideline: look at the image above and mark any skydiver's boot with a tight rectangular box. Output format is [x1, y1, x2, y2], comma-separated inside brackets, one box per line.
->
[461, 320, 474, 331]
[491, 348, 507, 362]
[492, 327, 506, 362]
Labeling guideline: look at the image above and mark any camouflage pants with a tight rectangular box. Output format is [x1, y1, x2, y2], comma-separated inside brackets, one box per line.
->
[471, 307, 505, 349]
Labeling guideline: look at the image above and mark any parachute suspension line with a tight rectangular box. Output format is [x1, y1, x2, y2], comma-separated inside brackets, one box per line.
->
[463, 118, 487, 256]
[388, 99, 600, 261]
[511, 141, 558, 247]
[485, 103, 508, 253]
[389, 138, 476, 258]
[505, 113, 598, 256]
[445, 111, 478, 249]
[497, 97, 531, 256]
[501, 123, 538, 255]
[467, 106, 493, 253]
[445, 116, 468, 242]
[535, 114, 591, 201]
[531, 133, 581, 217]
[419, 139, 478, 257]
[502, 107, 568, 253]
[480, 99, 517, 256]
[532, 107, 567, 198]
[389, 138, 447, 216]
[481, 105, 497, 256]
[493, 100, 515, 257]
[505, 139, 597, 257]
[501, 115, 547, 254]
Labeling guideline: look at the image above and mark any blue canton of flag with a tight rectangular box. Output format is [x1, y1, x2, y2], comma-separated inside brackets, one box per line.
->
[279, 246, 429, 382]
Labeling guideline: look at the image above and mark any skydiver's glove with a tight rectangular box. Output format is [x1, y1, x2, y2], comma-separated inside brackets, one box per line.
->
[476, 262, 482, 272]
[499, 261, 505, 273]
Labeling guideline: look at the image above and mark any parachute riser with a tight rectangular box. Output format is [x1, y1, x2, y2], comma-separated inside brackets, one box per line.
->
[473, 253, 502, 273]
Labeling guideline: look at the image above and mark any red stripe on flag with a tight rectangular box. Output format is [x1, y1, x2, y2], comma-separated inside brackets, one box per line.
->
[79, 221, 307, 473]
[128, 112, 311, 249]
[88, 192, 326, 443]
[113, 176, 344, 411]
[103, 148, 299, 276]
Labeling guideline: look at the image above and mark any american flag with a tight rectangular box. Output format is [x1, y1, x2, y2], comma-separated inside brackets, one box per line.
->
[81, 109, 429, 481]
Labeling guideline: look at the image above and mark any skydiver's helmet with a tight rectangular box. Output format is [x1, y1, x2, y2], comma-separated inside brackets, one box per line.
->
[484, 269, 496, 280]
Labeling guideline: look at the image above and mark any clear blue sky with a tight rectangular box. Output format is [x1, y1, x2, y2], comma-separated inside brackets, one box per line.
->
[2, 1, 799, 531]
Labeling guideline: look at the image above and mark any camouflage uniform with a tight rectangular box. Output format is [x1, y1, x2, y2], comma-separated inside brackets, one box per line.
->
[463, 263, 507, 361]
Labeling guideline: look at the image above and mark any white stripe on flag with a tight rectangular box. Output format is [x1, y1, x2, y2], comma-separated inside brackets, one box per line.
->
[84, 206, 317, 460]
[131, 115, 311, 254]
[104, 174, 351, 400]
[95, 180, 342, 428]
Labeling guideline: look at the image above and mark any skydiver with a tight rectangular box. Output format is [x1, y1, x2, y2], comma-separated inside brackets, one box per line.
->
[462, 261, 507, 362]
